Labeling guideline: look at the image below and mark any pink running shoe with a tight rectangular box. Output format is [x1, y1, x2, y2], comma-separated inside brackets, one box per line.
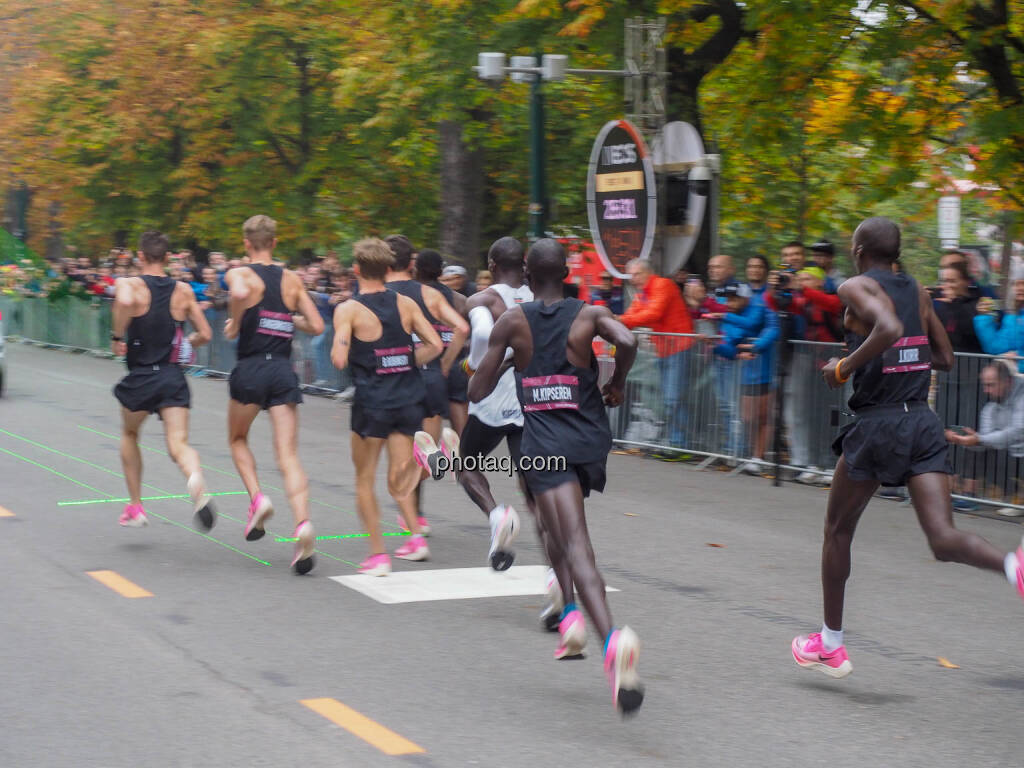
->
[291, 520, 316, 575]
[394, 534, 430, 561]
[118, 504, 148, 528]
[554, 609, 586, 660]
[397, 515, 431, 537]
[604, 627, 644, 714]
[413, 431, 445, 480]
[244, 493, 274, 542]
[359, 553, 391, 576]
[791, 633, 853, 678]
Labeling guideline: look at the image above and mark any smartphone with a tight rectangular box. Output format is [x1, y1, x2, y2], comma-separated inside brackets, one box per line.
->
[949, 425, 969, 436]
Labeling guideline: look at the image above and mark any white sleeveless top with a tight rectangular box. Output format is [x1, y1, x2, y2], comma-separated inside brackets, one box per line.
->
[469, 283, 534, 427]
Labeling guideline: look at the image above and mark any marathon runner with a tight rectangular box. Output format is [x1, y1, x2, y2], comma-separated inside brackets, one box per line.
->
[469, 238, 644, 714]
[414, 248, 470, 435]
[458, 237, 534, 573]
[223, 215, 324, 574]
[332, 238, 450, 574]
[112, 230, 216, 532]
[384, 235, 467, 537]
[792, 217, 1024, 678]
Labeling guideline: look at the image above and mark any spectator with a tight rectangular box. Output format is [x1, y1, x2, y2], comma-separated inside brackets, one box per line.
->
[700, 254, 737, 317]
[765, 249, 821, 483]
[810, 239, 843, 292]
[780, 240, 805, 272]
[619, 258, 694, 456]
[975, 275, 1024, 373]
[304, 264, 335, 387]
[671, 268, 690, 299]
[590, 271, 625, 314]
[946, 360, 1024, 515]
[713, 283, 780, 473]
[441, 264, 476, 296]
[934, 260, 982, 353]
[684, 276, 713, 333]
[475, 270, 494, 291]
[744, 254, 770, 301]
[796, 267, 842, 343]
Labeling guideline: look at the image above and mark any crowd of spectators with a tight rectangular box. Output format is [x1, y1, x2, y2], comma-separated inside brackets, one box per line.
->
[3, 236, 1022, 509]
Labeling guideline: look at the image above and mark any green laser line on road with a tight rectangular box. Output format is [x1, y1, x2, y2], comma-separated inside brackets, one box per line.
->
[75, 424, 397, 529]
[0, 428, 271, 566]
[58, 491, 249, 507]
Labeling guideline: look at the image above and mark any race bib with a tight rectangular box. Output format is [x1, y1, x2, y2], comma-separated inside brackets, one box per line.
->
[882, 335, 932, 374]
[375, 345, 413, 375]
[521, 374, 580, 412]
[257, 309, 294, 339]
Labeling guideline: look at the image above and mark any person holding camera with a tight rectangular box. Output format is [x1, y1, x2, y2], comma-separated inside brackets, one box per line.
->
[975, 274, 1024, 373]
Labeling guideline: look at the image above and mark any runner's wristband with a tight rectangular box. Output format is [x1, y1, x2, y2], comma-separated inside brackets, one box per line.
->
[835, 357, 851, 384]
[110, 333, 123, 342]
[461, 358, 475, 376]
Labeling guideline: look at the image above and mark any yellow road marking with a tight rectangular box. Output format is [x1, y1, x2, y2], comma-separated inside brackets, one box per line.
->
[85, 570, 153, 598]
[0, 507, 14, 517]
[299, 698, 425, 756]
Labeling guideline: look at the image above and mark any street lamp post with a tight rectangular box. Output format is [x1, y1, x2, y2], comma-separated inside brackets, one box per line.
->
[476, 52, 633, 242]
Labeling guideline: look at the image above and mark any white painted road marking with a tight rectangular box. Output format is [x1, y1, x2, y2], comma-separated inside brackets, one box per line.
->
[331, 565, 618, 604]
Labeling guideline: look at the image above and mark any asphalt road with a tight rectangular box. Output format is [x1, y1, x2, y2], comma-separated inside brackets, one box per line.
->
[1, 342, 1022, 768]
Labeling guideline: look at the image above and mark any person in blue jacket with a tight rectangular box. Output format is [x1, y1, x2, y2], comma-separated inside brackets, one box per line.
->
[975, 277, 1024, 373]
[713, 282, 780, 473]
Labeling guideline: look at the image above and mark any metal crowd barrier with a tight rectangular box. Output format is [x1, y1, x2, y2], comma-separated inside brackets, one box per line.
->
[2, 296, 1020, 513]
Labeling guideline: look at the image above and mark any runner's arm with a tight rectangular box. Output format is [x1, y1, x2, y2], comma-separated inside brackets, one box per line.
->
[593, 306, 638, 388]
[331, 302, 353, 370]
[224, 268, 249, 340]
[426, 286, 469, 374]
[831, 277, 903, 381]
[181, 283, 212, 347]
[110, 277, 135, 353]
[405, 297, 443, 367]
[468, 309, 522, 403]
[921, 285, 954, 372]
[290, 273, 325, 336]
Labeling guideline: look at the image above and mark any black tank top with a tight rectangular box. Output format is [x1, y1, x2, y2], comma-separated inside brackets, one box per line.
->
[516, 299, 611, 463]
[847, 268, 932, 411]
[126, 275, 177, 368]
[350, 290, 423, 409]
[388, 279, 441, 369]
[238, 264, 294, 359]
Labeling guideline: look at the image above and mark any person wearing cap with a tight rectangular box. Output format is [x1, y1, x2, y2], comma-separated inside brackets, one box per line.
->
[810, 239, 844, 293]
[441, 264, 476, 297]
[712, 282, 779, 474]
[975, 274, 1024, 374]
[619, 258, 694, 455]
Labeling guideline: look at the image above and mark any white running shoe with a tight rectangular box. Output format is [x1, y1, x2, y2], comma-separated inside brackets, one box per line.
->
[291, 520, 316, 575]
[488, 505, 520, 571]
[539, 567, 564, 632]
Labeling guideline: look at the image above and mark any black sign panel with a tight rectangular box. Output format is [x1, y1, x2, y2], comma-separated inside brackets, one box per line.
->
[586, 120, 656, 279]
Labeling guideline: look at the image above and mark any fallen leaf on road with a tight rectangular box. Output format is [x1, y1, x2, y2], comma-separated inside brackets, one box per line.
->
[937, 657, 960, 669]
[624, 512, 638, 517]
[705, 542, 725, 548]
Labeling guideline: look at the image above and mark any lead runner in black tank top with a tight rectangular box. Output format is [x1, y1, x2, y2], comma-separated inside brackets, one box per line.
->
[791, 217, 1023, 682]
[466, 238, 644, 713]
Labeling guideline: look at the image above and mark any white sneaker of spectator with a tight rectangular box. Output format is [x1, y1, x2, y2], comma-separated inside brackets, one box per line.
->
[796, 467, 825, 485]
[997, 506, 1024, 517]
[741, 461, 761, 475]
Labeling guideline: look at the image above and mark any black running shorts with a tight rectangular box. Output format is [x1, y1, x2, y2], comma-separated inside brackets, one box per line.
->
[114, 365, 191, 414]
[523, 459, 607, 498]
[460, 415, 523, 466]
[833, 402, 952, 487]
[229, 355, 303, 410]
[420, 365, 449, 419]
[351, 401, 425, 439]
[446, 358, 469, 404]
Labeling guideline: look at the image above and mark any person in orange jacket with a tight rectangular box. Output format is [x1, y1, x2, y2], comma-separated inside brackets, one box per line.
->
[619, 258, 694, 453]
